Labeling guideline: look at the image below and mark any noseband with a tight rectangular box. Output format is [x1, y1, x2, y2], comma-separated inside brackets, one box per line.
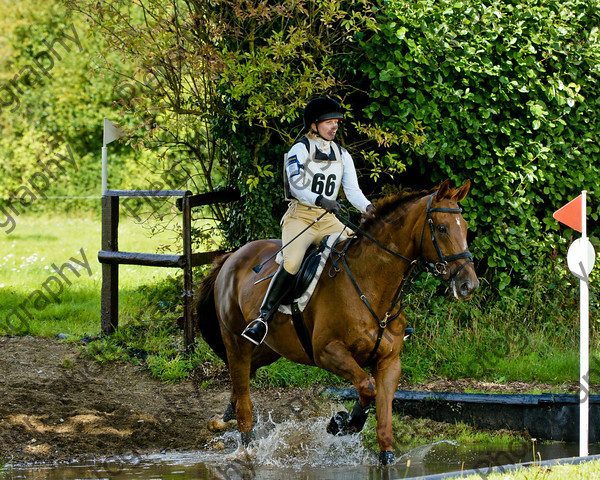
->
[420, 193, 473, 279]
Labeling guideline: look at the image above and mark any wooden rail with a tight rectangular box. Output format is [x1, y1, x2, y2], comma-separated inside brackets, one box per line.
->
[98, 188, 239, 351]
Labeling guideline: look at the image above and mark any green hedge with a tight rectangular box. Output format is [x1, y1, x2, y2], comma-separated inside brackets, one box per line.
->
[360, 0, 600, 288]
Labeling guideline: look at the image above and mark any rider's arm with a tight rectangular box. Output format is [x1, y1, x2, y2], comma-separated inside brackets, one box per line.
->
[340, 149, 371, 213]
[285, 142, 322, 207]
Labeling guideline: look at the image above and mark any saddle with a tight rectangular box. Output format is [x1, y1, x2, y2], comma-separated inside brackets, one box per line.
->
[281, 240, 327, 305]
[276, 235, 338, 362]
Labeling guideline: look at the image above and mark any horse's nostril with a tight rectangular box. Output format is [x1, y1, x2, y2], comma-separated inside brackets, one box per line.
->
[460, 280, 474, 297]
[460, 278, 479, 297]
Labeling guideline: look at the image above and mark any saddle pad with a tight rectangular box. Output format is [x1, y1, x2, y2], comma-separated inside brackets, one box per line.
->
[278, 234, 340, 314]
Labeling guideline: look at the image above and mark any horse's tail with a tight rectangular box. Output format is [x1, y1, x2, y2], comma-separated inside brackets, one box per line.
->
[194, 253, 231, 364]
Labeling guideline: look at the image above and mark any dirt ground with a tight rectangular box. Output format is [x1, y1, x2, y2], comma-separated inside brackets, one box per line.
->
[0, 336, 579, 466]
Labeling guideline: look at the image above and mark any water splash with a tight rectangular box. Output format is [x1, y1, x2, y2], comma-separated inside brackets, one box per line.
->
[208, 405, 377, 469]
[399, 439, 459, 464]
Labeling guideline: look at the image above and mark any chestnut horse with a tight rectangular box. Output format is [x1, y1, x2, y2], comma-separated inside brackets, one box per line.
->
[195, 179, 478, 465]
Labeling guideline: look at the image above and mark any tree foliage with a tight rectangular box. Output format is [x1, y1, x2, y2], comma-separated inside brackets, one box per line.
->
[0, 0, 152, 212]
[61, 0, 402, 244]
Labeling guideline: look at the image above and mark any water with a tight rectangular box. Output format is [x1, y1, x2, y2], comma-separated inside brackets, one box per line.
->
[5, 412, 599, 479]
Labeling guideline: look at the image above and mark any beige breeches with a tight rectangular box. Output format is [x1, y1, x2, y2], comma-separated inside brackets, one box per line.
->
[280, 202, 351, 275]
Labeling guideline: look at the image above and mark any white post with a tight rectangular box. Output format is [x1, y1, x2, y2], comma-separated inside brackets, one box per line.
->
[580, 190, 589, 457]
[102, 145, 108, 195]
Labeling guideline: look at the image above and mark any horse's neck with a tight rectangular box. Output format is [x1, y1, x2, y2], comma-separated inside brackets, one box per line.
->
[344, 221, 419, 305]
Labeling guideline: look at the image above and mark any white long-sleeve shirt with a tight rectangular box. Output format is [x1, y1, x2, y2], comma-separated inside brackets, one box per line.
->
[285, 136, 371, 213]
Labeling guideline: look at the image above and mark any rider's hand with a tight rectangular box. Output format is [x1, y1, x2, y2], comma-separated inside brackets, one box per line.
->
[360, 203, 376, 225]
[316, 196, 341, 213]
[365, 203, 376, 218]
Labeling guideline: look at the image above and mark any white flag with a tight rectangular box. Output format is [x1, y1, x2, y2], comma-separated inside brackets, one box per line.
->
[103, 117, 123, 145]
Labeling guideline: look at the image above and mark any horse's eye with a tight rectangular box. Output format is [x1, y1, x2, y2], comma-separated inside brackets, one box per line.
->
[437, 224, 448, 234]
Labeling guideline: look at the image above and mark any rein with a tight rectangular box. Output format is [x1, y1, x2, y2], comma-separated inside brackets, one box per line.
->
[333, 194, 472, 366]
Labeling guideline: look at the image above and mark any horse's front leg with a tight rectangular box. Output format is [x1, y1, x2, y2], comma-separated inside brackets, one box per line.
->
[318, 339, 378, 405]
[315, 340, 377, 434]
[373, 354, 402, 465]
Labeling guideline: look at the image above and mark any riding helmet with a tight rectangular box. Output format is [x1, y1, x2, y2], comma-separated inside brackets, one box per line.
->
[303, 97, 345, 131]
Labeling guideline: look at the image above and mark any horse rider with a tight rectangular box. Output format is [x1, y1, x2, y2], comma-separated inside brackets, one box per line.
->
[242, 97, 376, 345]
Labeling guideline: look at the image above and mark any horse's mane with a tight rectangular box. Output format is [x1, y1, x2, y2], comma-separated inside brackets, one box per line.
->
[360, 186, 436, 233]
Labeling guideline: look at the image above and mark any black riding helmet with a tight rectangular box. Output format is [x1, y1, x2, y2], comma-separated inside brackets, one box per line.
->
[303, 97, 344, 131]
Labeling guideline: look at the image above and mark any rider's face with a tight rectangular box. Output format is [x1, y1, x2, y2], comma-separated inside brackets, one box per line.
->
[314, 119, 339, 141]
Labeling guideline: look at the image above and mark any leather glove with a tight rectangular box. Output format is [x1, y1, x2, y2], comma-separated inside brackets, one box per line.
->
[316, 195, 341, 213]
[365, 203, 376, 218]
[361, 203, 376, 225]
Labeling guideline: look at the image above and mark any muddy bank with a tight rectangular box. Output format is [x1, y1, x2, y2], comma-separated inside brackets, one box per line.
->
[0, 336, 324, 464]
[0, 336, 578, 465]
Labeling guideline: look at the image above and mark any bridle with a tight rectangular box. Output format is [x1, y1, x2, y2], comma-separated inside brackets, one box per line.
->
[419, 193, 474, 279]
[331, 192, 473, 366]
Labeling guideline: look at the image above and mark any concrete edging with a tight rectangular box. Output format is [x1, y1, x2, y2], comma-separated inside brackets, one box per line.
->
[397, 454, 600, 480]
[323, 388, 600, 442]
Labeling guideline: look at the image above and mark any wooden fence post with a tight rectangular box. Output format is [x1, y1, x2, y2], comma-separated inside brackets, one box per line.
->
[98, 188, 240, 348]
[181, 194, 195, 351]
[101, 195, 119, 334]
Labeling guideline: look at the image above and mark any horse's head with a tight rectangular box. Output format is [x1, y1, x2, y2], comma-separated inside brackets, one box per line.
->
[356, 179, 478, 299]
[418, 179, 479, 300]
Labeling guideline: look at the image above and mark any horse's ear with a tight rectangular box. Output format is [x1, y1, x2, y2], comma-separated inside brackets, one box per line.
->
[454, 179, 471, 202]
[435, 179, 451, 200]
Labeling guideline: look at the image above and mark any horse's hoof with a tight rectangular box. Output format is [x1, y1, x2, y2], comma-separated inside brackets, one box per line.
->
[208, 415, 227, 431]
[208, 414, 237, 432]
[327, 410, 350, 436]
[223, 402, 236, 422]
[379, 450, 395, 466]
[241, 429, 255, 447]
[347, 401, 371, 433]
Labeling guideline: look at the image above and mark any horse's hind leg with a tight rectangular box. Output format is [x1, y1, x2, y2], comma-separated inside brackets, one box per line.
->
[211, 343, 282, 434]
[222, 332, 256, 445]
[223, 398, 236, 422]
[220, 344, 281, 422]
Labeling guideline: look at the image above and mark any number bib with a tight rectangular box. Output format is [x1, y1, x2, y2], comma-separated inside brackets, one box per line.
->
[284, 137, 344, 203]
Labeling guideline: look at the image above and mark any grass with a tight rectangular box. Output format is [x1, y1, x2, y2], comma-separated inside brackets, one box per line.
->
[400, 263, 600, 389]
[452, 459, 600, 480]
[0, 212, 183, 338]
[0, 212, 231, 384]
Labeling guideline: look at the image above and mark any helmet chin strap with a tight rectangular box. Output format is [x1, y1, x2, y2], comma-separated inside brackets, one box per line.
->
[307, 130, 332, 150]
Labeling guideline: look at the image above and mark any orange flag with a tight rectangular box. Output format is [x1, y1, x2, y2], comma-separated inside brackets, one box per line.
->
[553, 194, 583, 232]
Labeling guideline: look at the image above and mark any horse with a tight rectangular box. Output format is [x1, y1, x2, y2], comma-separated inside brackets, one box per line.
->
[194, 179, 479, 465]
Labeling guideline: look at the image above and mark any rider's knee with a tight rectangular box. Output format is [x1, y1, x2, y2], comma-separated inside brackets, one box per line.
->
[281, 258, 301, 275]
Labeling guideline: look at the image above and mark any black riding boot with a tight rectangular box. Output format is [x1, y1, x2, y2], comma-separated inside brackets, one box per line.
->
[242, 265, 296, 345]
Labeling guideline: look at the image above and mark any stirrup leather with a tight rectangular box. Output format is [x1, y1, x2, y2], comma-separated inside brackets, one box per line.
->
[241, 317, 269, 346]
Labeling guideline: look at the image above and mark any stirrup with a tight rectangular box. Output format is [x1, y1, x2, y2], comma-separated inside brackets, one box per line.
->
[241, 317, 269, 346]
